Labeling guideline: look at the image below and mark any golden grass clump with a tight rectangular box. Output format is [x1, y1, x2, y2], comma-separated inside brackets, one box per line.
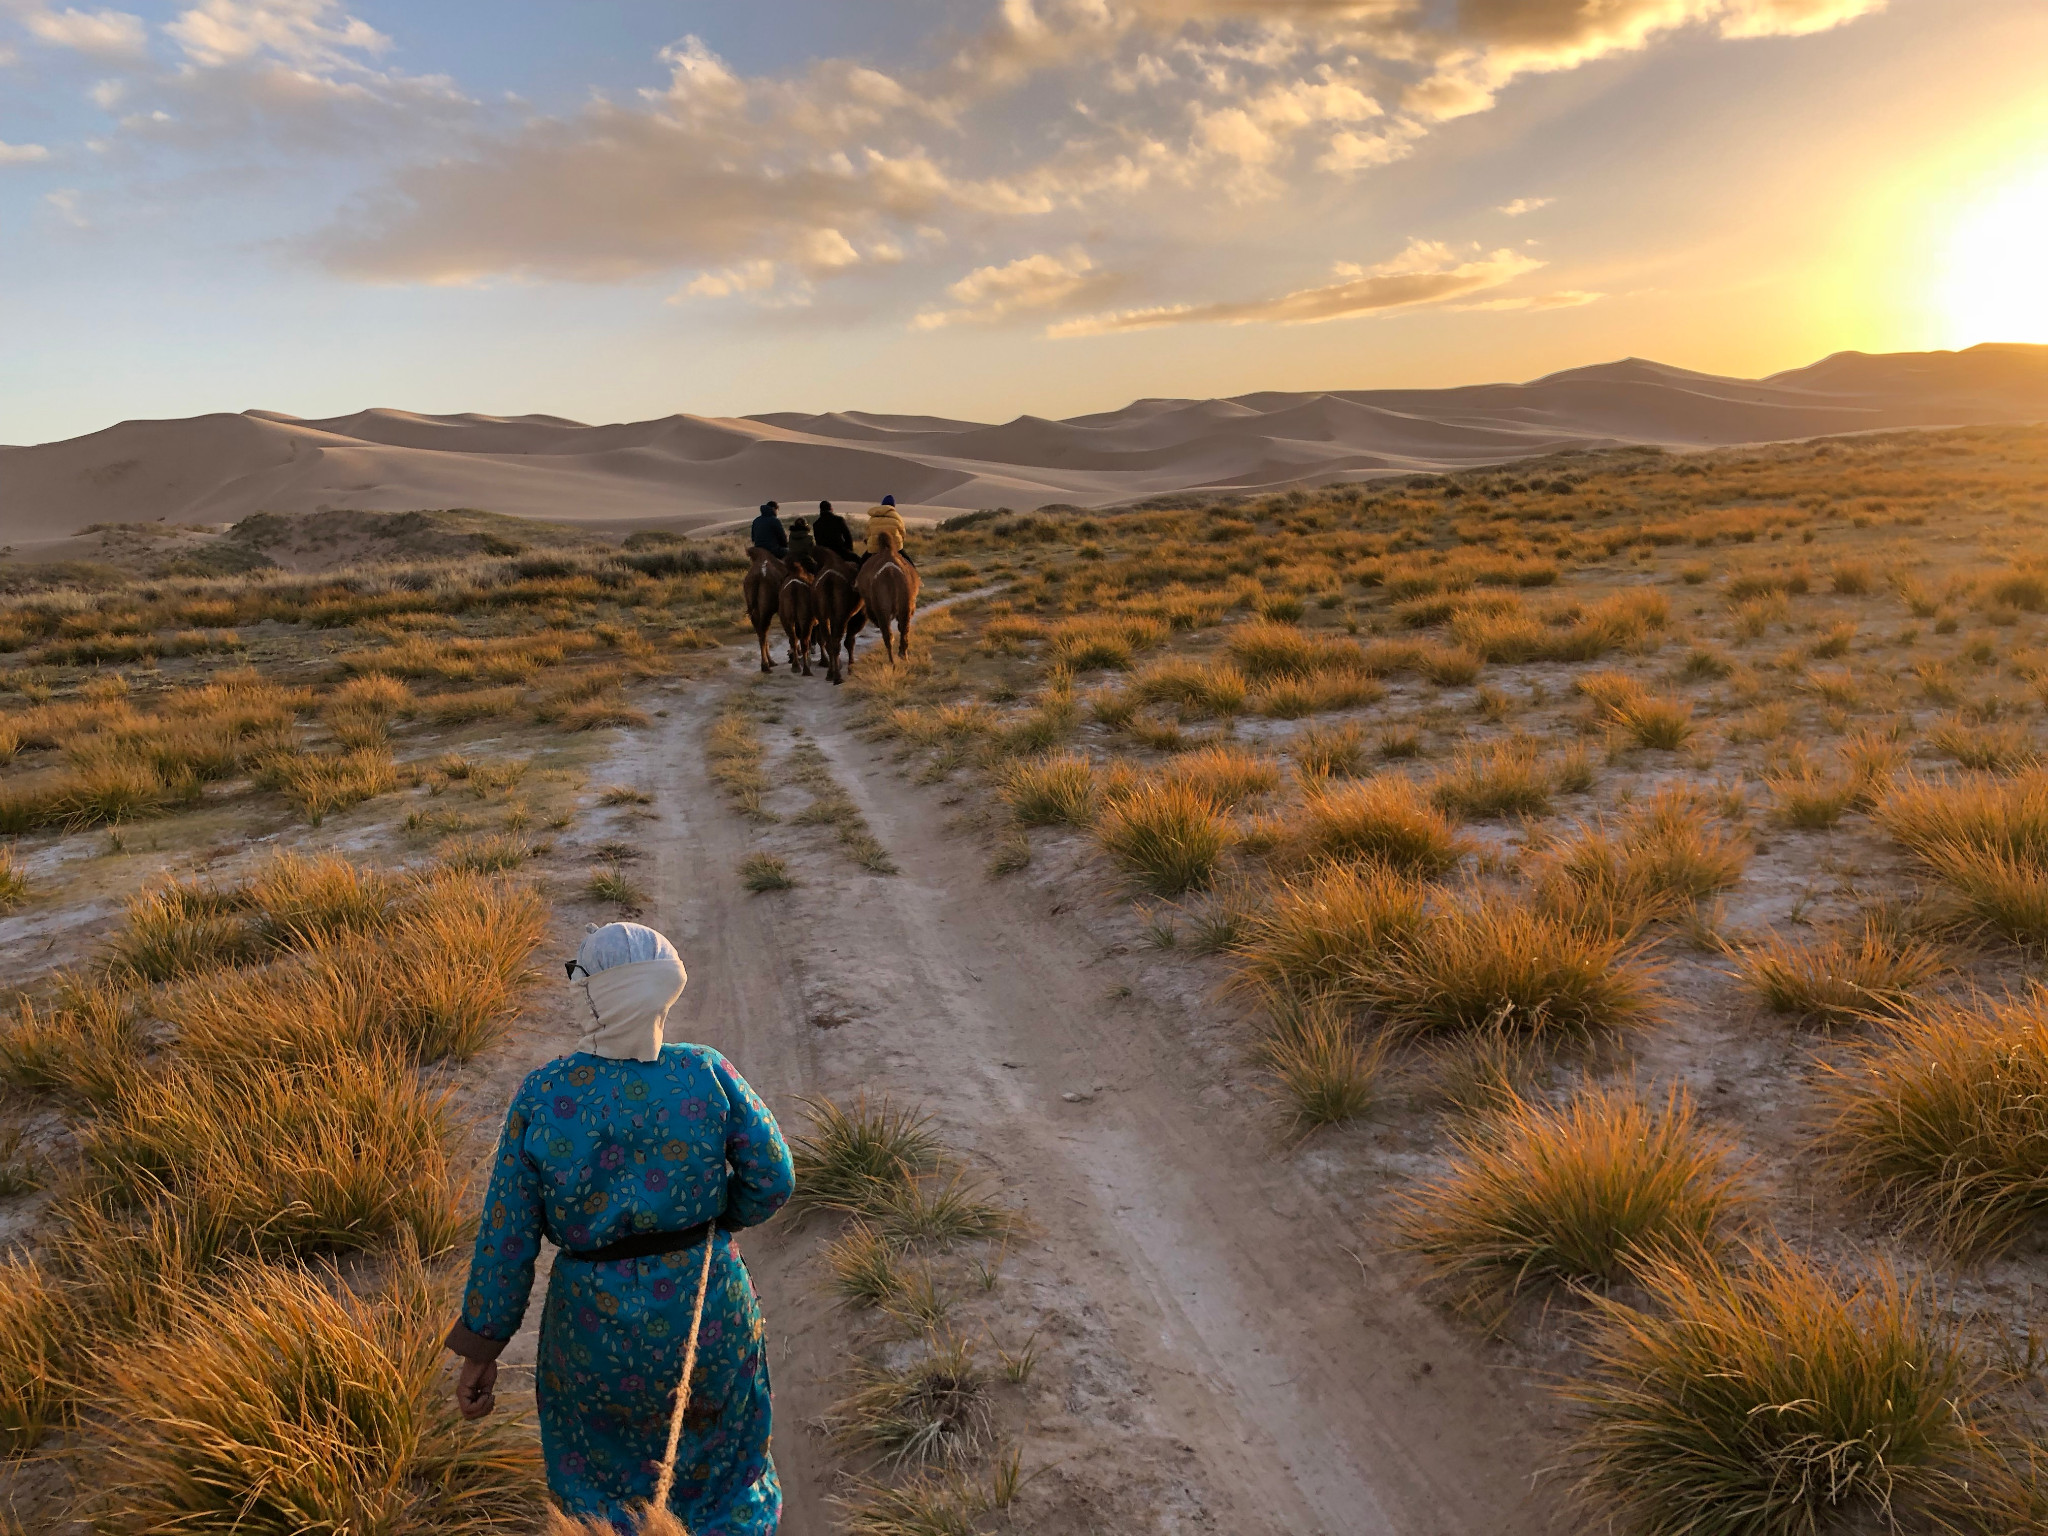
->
[1287, 722, 1367, 779]
[1876, 770, 2048, 938]
[80, 1048, 466, 1264]
[1248, 670, 1387, 718]
[0, 979, 146, 1107]
[1928, 715, 2038, 773]
[1371, 891, 1663, 1039]
[89, 1247, 546, 1534]
[1399, 1086, 1750, 1302]
[1164, 743, 1283, 807]
[1567, 1247, 1978, 1536]
[1228, 862, 1429, 1003]
[1047, 615, 1168, 670]
[1532, 790, 1749, 936]
[1094, 778, 1232, 895]
[1259, 992, 1390, 1136]
[1577, 670, 1693, 749]
[1224, 621, 1366, 681]
[1731, 920, 1947, 1028]
[0, 1257, 77, 1452]
[1000, 751, 1098, 826]
[1123, 657, 1249, 720]
[263, 746, 399, 824]
[1284, 774, 1468, 876]
[788, 1094, 946, 1216]
[826, 1332, 995, 1469]
[1429, 740, 1552, 819]
[1816, 989, 2048, 1258]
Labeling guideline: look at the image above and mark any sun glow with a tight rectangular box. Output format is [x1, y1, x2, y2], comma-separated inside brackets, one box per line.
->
[1939, 160, 2048, 346]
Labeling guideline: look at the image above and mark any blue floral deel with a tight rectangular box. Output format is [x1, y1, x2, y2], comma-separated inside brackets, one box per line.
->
[458, 1044, 795, 1533]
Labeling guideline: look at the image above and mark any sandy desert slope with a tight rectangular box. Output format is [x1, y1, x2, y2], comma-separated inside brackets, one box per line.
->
[3, 344, 2045, 541]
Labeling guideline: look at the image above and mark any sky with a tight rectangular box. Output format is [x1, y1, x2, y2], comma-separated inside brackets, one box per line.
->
[2, 0, 2046, 445]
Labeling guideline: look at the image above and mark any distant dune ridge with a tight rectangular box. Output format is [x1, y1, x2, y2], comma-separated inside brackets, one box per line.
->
[4, 344, 2045, 544]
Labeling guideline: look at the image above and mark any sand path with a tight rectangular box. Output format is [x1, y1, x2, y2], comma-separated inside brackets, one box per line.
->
[485, 632, 1560, 1533]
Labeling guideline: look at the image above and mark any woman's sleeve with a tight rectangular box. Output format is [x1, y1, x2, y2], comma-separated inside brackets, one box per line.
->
[445, 1086, 547, 1362]
[715, 1055, 795, 1230]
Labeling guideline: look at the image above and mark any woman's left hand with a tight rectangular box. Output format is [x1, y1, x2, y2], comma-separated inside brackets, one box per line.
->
[455, 1357, 498, 1420]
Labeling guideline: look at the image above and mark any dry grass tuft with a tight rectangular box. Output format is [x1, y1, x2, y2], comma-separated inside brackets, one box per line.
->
[1228, 863, 1429, 1003]
[1094, 778, 1232, 895]
[90, 1246, 545, 1534]
[789, 1094, 946, 1216]
[1284, 775, 1468, 876]
[1258, 993, 1391, 1136]
[1400, 1085, 1751, 1302]
[1567, 1246, 1978, 1536]
[1164, 743, 1283, 808]
[1000, 752, 1098, 827]
[1577, 671, 1694, 750]
[826, 1333, 995, 1469]
[1429, 740, 1552, 819]
[1731, 920, 1947, 1028]
[1288, 722, 1368, 779]
[1817, 989, 2048, 1258]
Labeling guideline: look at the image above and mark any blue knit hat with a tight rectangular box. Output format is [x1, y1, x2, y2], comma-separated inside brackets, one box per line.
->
[882, 495, 896, 507]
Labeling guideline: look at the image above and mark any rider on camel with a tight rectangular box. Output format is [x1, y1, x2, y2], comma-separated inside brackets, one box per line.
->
[748, 501, 787, 559]
[813, 501, 857, 563]
[861, 495, 914, 570]
[785, 516, 820, 574]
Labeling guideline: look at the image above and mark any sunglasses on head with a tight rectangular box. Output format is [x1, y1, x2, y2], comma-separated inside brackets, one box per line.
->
[564, 959, 589, 980]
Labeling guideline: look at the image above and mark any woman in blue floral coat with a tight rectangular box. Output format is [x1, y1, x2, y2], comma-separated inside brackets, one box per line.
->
[446, 923, 795, 1533]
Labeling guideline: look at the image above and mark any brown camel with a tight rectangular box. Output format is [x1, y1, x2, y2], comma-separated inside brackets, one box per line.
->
[778, 568, 820, 676]
[855, 546, 921, 665]
[743, 547, 786, 673]
[813, 549, 867, 685]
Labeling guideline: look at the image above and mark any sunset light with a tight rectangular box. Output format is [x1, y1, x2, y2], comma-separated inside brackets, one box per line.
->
[1941, 159, 2048, 346]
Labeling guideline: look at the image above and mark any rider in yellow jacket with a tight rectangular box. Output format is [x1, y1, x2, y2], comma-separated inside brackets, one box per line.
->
[864, 495, 908, 557]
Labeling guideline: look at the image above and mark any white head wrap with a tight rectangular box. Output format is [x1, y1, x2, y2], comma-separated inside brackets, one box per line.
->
[572, 922, 687, 1062]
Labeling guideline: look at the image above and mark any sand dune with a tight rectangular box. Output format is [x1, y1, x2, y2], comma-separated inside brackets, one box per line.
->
[3, 343, 2044, 543]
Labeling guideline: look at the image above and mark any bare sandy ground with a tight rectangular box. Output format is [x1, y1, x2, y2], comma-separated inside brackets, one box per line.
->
[468, 643, 1560, 1534]
[5, 343, 2045, 541]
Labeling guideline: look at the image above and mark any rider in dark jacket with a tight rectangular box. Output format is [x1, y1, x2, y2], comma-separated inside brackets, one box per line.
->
[748, 501, 787, 558]
[812, 501, 856, 563]
[785, 517, 820, 573]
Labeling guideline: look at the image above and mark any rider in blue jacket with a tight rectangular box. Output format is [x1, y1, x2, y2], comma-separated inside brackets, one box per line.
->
[748, 501, 787, 558]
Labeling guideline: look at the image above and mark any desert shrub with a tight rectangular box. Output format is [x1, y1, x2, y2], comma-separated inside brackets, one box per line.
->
[739, 853, 796, 893]
[80, 1048, 464, 1265]
[1165, 744, 1282, 807]
[1400, 1086, 1750, 1302]
[1817, 989, 2048, 1257]
[248, 850, 401, 947]
[1248, 671, 1386, 718]
[1732, 921, 1947, 1028]
[1429, 741, 1551, 819]
[1001, 752, 1098, 827]
[1229, 862, 1429, 1003]
[1370, 892, 1662, 1039]
[1289, 722, 1368, 779]
[1830, 559, 1876, 595]
[104, 880, 259, 983]
[1047, 615, 1167, 670]
[419, 686, 524, 724]
[1260, 993, 1390, 1136]
[1568, 1248, 1977, 1536]
[1578, 671, 1693, 749]
[1877, 771, 2048, 937]
[825, 1333, 994, 1469]
[264, 747, 397, 824]
[89, 1249, 545, 1533]
[1284, 776, 1467, 876]
[1095, 780, 1231, 895]
[0, 980, 147, 1107]
[0, 1257, 78, 1452]
[1929, 716, 2037, 773]
[788, 1094, 944, 1216]
[1534, 791, 1749, 936]
[1768, 763, 1858, 828]
[1124, 657, 1249, 719]
[1224, 622, 1365, 681]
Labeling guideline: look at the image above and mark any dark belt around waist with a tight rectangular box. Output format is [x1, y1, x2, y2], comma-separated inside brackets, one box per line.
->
[560, 1218, 720, 1264]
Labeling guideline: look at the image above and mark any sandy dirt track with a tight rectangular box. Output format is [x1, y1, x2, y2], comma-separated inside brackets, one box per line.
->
[474, 648, 1564, 1534]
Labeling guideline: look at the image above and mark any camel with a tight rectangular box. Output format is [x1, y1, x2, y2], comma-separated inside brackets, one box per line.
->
[854, 545, 920, 665]
[743, 547, 787, 673]
[778, 567, 820, 677]
[813, 549, 867, 685]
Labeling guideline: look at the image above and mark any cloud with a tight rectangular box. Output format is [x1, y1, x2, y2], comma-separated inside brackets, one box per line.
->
[12, 4, 147, 59]
[1051, 238, 1542, 335]
[1499, 195, 1552, 216]
[165, 0, 389, 70]
[912, 248, 1109, 328]
[44, 186, 86, 223]
[1452, 288, 1603, 310]
[0, 139, 51, 162]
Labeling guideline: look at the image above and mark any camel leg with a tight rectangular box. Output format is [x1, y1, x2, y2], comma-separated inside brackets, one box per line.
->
[756, 622, 774, 673]
[898, 613, 912, 660]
